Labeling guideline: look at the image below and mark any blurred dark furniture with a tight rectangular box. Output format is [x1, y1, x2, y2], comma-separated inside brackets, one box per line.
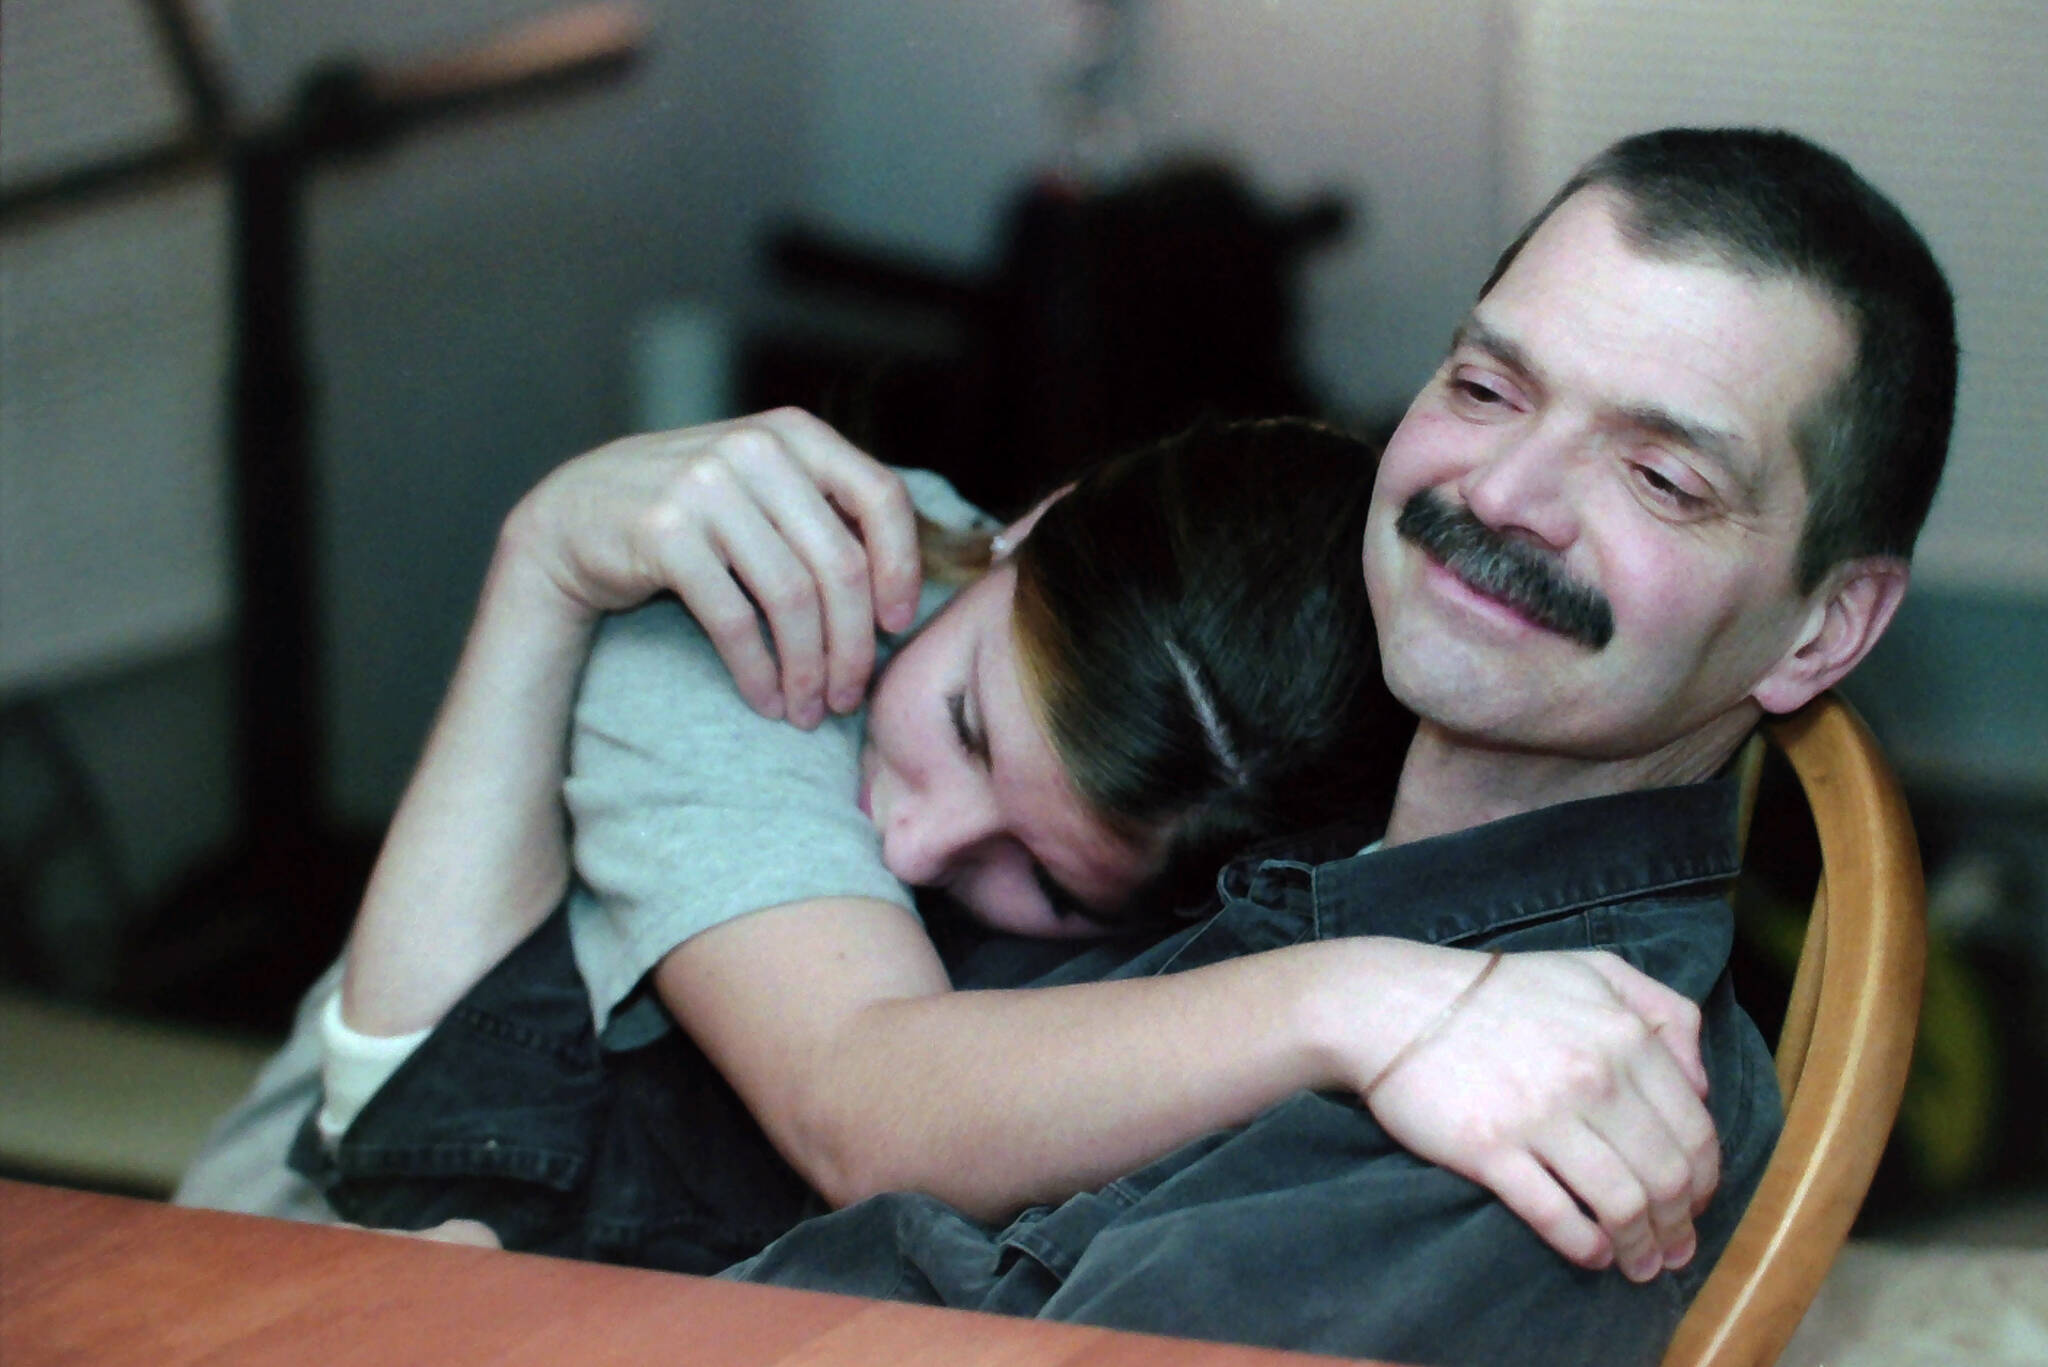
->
[743, 160, 1353, 516]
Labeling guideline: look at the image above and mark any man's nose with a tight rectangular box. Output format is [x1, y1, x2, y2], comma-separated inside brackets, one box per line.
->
[1458, 423, 1582, 550]
[881, 789, 1001, 887]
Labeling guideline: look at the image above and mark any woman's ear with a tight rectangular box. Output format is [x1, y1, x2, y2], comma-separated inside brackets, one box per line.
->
[1751, 557, 1910, 715]
[991, 484, 1074, 559]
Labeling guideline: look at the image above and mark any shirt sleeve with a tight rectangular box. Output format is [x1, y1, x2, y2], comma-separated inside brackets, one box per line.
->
[1031, 1094, 1699, 1367]
[561, 602, 913, 1032]
[315, 988, 432, 1149]
[564, 466, 995, 1032]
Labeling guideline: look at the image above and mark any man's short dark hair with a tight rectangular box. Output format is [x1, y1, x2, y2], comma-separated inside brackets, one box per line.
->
[1482, 127, 1958, 591]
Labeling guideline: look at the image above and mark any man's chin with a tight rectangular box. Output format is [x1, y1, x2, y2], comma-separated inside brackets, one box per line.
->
[1379, 627, 1592, 738]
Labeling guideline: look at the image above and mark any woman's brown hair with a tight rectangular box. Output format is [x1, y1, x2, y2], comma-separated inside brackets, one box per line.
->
[1008, 418, 1410, 917]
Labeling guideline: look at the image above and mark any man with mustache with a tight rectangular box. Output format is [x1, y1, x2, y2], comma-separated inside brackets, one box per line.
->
[678, 125, 1956, 1363]
[220, 125, 1953, 1366]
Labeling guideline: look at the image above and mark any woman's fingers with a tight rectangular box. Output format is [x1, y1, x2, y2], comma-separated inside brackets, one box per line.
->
[1532, 962, 1712, 1274]
[1580, 953, 1720, 1224]
[411, 1218, 503, 1248]
[342, 1218, 503, 1248]
[660, 503, 798, 720]
[1620, 1036, 1722, 1226]
[758, 409, 922, 639]
[1360, 947, 1721, 1283]
[1525, 1011, 1710, 1274]
[1565, 1072, 1707, 1277]
[725, 422, 889, 720]
[672, 410, 920, 722]
[1474, 1148, 1612, 1271]
[1587, 953, 1709, 1097]
[1530, 1122, 1664, 1282]
[540, 410, 921, 724]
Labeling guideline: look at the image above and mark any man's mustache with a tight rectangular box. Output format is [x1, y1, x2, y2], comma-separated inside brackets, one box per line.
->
[1395, 490, 1615, 650]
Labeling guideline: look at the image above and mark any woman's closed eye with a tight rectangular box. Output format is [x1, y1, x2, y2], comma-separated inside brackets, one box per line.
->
[948, 855, 1127, 940]
[947, 689, 989, 763]
[1031, 863, 1125, 932]
[1032, 862, 1092, 922]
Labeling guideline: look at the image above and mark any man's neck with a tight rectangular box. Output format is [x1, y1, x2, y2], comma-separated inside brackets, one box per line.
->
[1380, 711, 1758, 848]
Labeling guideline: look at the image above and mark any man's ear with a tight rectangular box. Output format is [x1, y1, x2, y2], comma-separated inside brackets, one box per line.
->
[1751, 557, 1910, 715]
[991, 484, 1074, 558]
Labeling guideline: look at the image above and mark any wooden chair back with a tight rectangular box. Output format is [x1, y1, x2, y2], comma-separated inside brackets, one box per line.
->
[1661, 693, 1927, 1367]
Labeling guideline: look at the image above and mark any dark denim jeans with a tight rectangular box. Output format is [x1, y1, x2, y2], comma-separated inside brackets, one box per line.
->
[291, 912, 825, 1273]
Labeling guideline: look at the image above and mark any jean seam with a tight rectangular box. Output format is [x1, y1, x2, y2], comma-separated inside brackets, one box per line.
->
[334, 1142, 586, 1191]
[445, 1002, 595, 1067]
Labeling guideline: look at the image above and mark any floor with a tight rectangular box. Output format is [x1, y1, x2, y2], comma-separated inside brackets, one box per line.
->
[0, 989, 272, 1195]
[1782, 1236, 2048, 1366]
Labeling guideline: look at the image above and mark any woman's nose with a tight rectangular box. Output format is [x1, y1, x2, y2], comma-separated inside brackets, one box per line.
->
[881, 787, 1002, 887]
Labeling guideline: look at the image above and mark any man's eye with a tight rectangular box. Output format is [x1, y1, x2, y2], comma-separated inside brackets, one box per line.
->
[1448, 376, 1509, 408]
[1633, 464, 1709, 513]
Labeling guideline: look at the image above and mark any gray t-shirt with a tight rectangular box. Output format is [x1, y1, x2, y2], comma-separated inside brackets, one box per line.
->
[567, 467, 990, 1038]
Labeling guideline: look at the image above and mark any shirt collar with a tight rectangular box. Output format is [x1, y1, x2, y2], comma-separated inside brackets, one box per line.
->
[1238, 776, 1745, 947]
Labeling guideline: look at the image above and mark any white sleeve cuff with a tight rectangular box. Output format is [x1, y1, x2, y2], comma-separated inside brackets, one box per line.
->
[316, 989, 433, 1151]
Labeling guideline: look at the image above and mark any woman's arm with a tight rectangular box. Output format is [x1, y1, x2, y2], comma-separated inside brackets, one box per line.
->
[337, 537, 590, 1034]
[558, 558, 1710, 1280]
[656, 899, 1713, 1285]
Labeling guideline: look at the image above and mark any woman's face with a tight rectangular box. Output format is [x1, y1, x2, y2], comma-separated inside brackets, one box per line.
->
[861, 563, 1161, 938]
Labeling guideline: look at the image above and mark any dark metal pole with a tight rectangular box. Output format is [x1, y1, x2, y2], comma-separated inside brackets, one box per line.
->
[227, 132, 323, 848]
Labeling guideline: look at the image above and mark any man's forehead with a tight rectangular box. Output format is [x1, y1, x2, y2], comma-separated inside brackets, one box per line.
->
[1464, 195, 1850, 504]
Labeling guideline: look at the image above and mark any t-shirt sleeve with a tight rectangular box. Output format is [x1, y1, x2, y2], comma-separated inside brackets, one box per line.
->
[565, 466, 995, 1032]
[315, 987, 432, 1148]
[562, 601, 915, 1031]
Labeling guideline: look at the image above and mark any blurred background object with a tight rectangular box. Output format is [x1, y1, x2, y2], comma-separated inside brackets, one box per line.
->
[745, 158, 1351, 517]
[4, 0, 650, 1033]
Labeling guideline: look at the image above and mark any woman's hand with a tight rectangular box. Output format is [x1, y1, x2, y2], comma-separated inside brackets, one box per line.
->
[1324, 946, 1717, 1283]
[503, 408, 923, 726]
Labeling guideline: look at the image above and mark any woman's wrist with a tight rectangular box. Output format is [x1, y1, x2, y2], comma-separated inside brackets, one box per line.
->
[486, 499, 607, 639]
[1361, 950, 1504, 1097]
[1295, 938, 1505, 1097]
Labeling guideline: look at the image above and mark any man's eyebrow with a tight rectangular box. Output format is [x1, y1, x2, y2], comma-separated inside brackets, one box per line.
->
[1616, 405, 1744, 465]
[1449, 316, 1537, 380]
